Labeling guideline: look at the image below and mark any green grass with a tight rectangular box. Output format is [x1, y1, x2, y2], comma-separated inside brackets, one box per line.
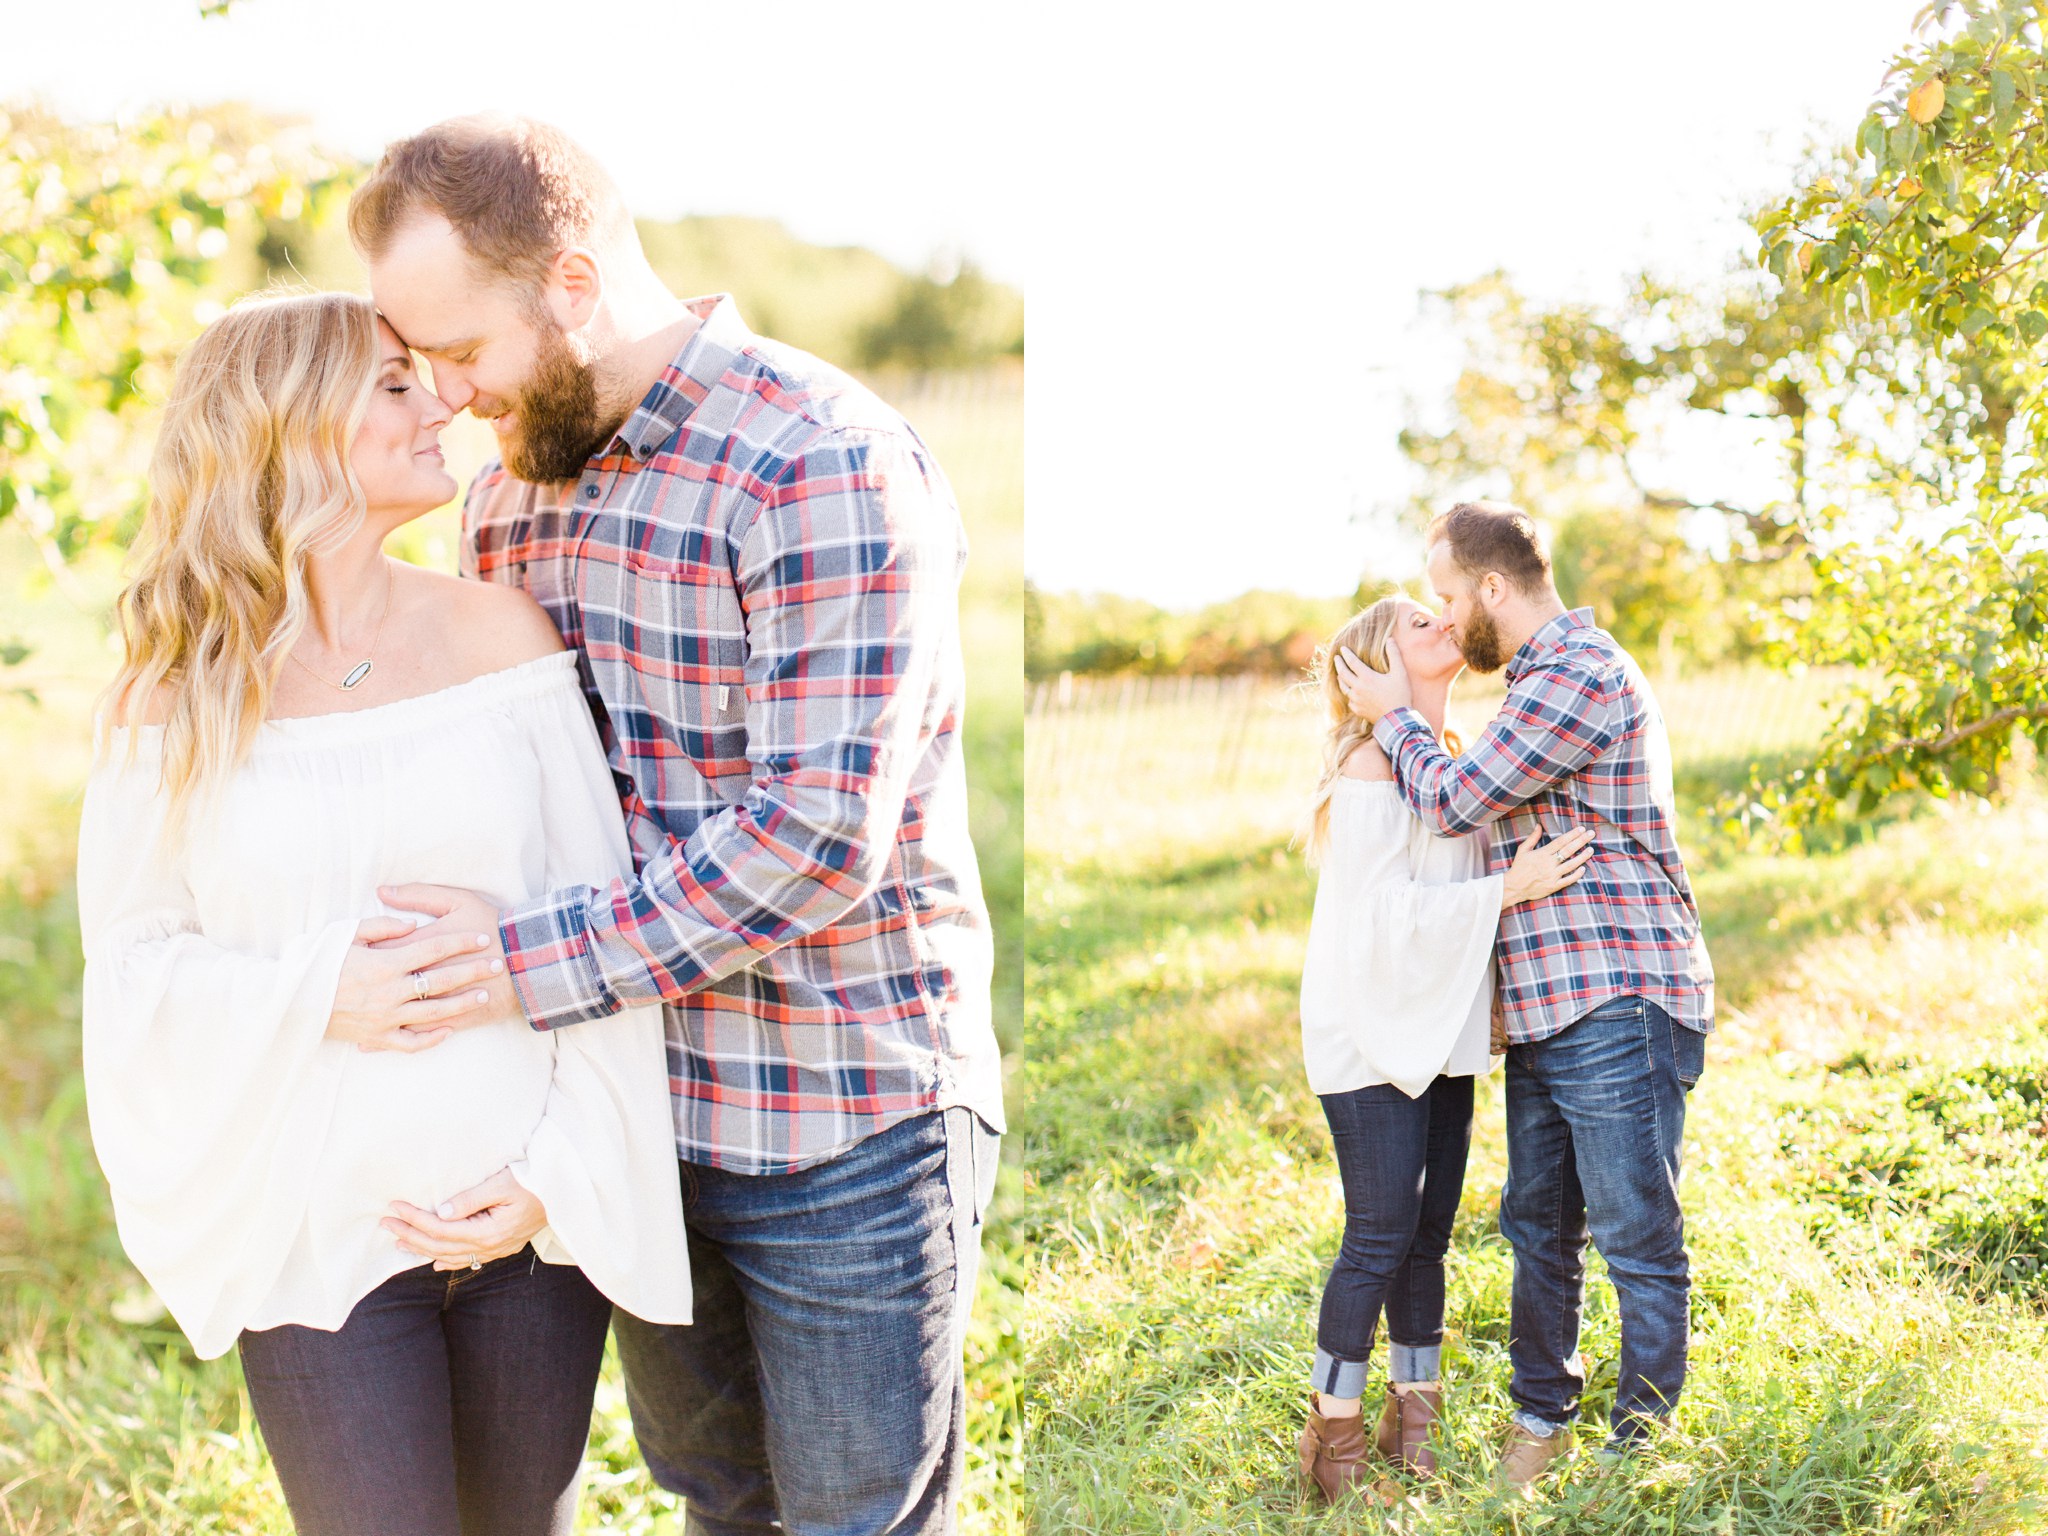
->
[0, 366, 1022, 1532]
[0, 861, 1022, 1536]
[1022, 691, 2048, 1534]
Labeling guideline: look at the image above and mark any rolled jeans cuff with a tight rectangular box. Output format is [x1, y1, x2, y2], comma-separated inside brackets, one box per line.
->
[1388, 1343, 1440, 1383]
[1514, 1408, 1568, 1440]
[1310, 1347, 1369, 1400]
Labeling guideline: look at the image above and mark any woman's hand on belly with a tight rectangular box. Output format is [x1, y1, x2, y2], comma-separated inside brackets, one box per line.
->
[382, 1167, 548, 1271]
[331, 916, 505, 1053]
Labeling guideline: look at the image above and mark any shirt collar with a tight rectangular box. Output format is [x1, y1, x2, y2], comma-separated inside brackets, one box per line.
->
[1503, 607, 1594, 684]
[609, 293, 754, 463]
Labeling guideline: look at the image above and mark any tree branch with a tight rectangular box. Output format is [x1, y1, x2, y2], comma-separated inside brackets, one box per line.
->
[1844, 702, 2048, 772]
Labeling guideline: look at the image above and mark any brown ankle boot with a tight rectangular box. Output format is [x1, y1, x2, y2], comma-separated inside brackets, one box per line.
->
[1298, 1396, 1397, 1504]
[1373, 1381, 1444, 1474]
[1494, 1419, 1573, 1490]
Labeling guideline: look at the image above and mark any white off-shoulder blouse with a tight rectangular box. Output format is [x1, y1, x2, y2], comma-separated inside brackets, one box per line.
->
[76, 652, 692, 1360]
[1299, 778, 1504, 1098]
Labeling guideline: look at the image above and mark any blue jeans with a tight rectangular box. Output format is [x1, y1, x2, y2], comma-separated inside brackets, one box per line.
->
[236, 1247, 613, 1536]
[1500, 994, 1705, 1442]
[1311, 1074, 1474, 1397]
[612, 1106, 1000, 1536]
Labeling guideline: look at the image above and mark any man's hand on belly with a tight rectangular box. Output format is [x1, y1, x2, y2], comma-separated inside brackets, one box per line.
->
[374, 883, 526, 1033]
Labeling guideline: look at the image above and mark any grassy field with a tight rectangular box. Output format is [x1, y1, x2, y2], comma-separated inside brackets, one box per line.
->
[1022, 671, 2048, 1534]
[0, 368, 1023, 1534]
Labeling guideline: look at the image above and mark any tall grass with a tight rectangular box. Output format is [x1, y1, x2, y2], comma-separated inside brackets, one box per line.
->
[1023, 680, 2048, 1534]
[0, 368, 1022, 1533]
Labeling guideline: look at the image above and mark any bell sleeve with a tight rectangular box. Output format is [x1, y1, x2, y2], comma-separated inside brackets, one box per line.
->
[1299, 789, 1502, 1098]
[75, 742, 359, 1360]
[501, 670, 693, 1326]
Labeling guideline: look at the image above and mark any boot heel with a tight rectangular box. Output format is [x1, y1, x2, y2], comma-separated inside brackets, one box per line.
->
[1382, 1382, 1445, 1476]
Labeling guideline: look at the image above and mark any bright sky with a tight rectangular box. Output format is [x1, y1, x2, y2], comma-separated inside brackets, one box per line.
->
[3, 2, 1937, 609]
[1025, 0, 1928, 607]
[1, 0, 1025, 282]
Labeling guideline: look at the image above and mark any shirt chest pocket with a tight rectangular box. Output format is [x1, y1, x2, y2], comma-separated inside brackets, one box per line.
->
[613, 534, 751, 780]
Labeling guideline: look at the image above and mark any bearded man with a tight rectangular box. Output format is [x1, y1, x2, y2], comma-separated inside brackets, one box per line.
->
[344, 115, 1003, 1536]
[1337, 501, 1714, 1488]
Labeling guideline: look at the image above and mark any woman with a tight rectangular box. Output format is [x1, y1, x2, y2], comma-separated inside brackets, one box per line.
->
[1293, 596, 1591, 1503]
[76, 291, 691, 1536]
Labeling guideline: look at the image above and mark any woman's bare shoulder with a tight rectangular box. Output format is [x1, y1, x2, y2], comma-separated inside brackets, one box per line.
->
[405, 567, 565, 666]
[103, 677, 173, 728]
[1339, 739, 1394, 782]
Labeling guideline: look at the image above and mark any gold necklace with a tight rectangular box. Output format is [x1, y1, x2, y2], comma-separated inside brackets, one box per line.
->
[291, 561, 394, 692]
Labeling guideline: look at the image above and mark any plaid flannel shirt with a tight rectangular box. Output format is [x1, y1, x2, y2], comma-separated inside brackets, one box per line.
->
[1372, 608, 1715, 1045]
[464, 294, 1002, 1175]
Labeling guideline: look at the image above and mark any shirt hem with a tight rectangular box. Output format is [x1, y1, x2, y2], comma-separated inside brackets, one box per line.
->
[670, 1086, 1005, 1177]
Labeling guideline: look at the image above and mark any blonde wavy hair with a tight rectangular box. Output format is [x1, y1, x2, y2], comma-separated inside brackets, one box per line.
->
[1295, 598, 1462, 866]
[103, 290, 382, 840]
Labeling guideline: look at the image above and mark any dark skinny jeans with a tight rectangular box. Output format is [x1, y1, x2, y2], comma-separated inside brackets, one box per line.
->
[236, 1247, 613, 1536]
[1311, 1073, 1475, 1398]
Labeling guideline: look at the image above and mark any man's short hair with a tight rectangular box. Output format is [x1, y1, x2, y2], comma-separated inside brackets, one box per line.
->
[1424, 500, 1554, 594]
[347, 114, 633, 289]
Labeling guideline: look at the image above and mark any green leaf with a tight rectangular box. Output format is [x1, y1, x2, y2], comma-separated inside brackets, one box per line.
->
[1960, 304, 1998, 337]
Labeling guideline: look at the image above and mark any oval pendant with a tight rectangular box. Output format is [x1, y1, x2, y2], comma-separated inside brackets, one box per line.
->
[340, 661, 373, 690]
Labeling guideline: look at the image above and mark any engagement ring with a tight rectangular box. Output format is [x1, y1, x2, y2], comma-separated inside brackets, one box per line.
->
[467, 1254, 482, 1271]
[411, 971, 428, 1002]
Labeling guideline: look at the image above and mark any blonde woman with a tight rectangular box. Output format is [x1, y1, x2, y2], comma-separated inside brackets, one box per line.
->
[76, 292, 691, 1536]
[1293, 596, 1592, 1504]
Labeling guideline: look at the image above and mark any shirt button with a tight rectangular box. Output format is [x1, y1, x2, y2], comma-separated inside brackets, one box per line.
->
[638, 444, 652, 457]
[583, 484, 599, 498]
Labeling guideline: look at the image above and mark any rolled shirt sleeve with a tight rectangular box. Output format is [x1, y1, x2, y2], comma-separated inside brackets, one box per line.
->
[1372, 659, 1620, 838]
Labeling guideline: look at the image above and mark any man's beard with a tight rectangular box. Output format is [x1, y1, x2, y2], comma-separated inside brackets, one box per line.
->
[1457, 604, 1509, 674]
[497, 317, 625, 483]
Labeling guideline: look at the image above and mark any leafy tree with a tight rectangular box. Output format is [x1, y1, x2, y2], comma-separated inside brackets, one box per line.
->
[857, 262, 1024, 372]
[1025, 587, 1366, 680]
[1399, 272, 1826, 667]
[1024, 581, 1047, 672]
[1027, 589, 1176, 677]
[0, 103, 347, 561]
[636, 216, 900, 365]
[1752, 0, 2048, 833]
[0, 103, 345, 687]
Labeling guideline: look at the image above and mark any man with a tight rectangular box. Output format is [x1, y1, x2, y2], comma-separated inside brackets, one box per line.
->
[344, 115, 1003, 1535]
[1335, 501, 1713, 1488]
